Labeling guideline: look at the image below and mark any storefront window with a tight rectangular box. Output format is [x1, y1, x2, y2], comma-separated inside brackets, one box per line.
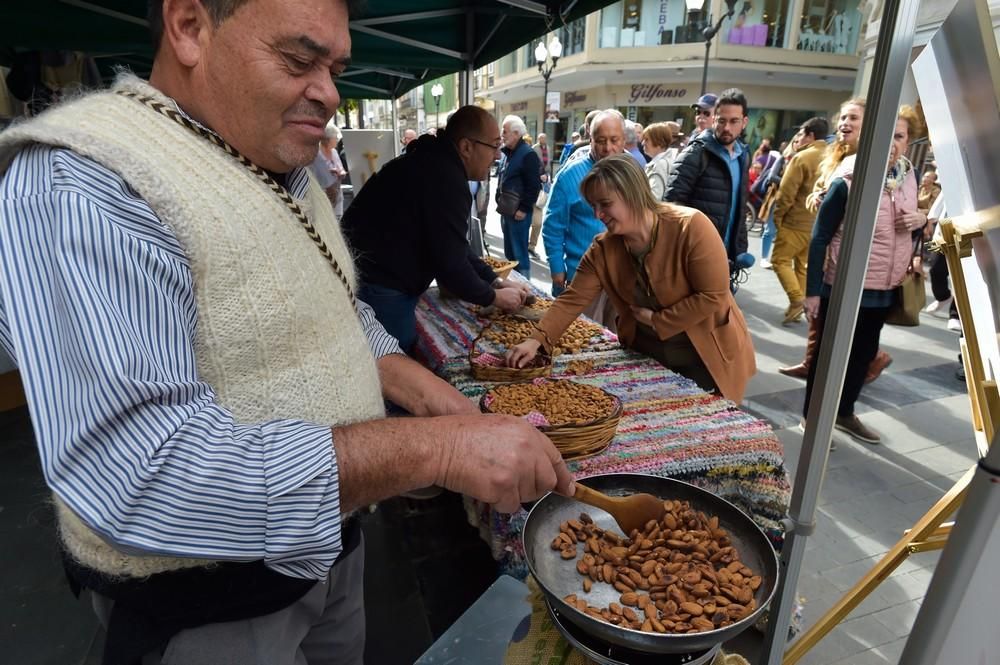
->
[599, 0, 698, 48]
[722, 0, 796, 49]
[796, 0, 863, 54]
[559, 17, 587, 56]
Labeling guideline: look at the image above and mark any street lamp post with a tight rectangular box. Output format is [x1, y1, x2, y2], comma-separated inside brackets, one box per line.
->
[689, 0, 738, 96]
[430, 83, 444, 131]
[534, 35, 562, 178]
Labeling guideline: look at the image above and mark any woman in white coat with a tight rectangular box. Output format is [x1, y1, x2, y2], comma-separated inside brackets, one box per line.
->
[642, 122, 675, 200]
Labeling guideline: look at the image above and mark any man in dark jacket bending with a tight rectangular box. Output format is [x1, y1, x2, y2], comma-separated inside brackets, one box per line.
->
[664, 88, 750, 271]
[343, 106, 528, 352]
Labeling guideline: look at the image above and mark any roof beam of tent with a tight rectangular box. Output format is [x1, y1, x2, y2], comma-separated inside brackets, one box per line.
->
[349, 24, 466, 61]
[339, 69, 375, 78]
[474, 16, 507, 60]
[338, 80, 392, 95]
[351, 8, 466, 27]
[495, 0, 550, 16]
[59, 0, 148, 26]
[365, 66, 418, 79]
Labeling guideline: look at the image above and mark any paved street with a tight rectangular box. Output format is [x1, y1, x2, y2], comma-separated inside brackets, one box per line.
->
[483, 195, 975, 665]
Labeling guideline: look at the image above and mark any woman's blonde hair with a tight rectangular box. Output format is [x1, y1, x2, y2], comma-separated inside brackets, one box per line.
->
[817, 97, 867, 187]
[897, 104, 925, 140]
[580, 154, 667, 222]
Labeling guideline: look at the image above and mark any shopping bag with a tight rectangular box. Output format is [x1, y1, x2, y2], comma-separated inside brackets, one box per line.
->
[885, 268, 924, 326]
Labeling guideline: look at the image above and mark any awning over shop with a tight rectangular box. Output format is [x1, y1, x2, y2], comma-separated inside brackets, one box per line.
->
[0, 0, 613, 100]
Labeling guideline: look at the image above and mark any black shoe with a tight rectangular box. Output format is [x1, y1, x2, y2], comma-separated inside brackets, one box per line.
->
[528, 249, 541, 260]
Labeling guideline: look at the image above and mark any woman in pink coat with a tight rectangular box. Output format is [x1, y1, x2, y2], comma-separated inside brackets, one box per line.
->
[801, 106, 927, 444]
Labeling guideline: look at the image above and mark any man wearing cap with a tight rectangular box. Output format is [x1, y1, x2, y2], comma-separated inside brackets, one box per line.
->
[664, 88, 750, 272]
[691, 93, 718, 138]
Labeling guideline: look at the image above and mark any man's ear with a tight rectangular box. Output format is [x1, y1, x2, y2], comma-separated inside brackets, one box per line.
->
[161, 0, 213, 68]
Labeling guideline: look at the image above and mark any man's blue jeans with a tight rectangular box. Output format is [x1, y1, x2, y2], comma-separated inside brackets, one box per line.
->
[358, 282, 419, 353]
[501, 214, 531, 278]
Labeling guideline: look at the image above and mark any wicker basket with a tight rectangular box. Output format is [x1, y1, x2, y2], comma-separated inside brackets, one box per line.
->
[469, 320, 552, 381]
[479, 380, 622, 461]
[483, 257, 518, 281]
[440, 259, 517, 300]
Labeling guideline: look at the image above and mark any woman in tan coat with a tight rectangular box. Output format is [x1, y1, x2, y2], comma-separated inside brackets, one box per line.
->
[506, 154, 756, 402]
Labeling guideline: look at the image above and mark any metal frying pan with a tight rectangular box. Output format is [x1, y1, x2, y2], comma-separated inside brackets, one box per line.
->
[523, 473, 779, 655]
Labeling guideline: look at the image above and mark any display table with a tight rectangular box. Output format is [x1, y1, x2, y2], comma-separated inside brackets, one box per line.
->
[414, 287, 791, 578]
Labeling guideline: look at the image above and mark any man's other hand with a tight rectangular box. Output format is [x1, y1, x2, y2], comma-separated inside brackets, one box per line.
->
[493, 286, 526, 312]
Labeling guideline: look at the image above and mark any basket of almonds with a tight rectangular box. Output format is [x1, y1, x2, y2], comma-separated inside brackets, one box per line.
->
[482, 255, 519, 281]
[479, 379, 622, 460]
[469, 319, 552, 381]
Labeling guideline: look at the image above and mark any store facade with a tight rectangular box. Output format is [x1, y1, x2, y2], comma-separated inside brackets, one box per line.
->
[493, 78, 851, 155]
[481, 0, 864, 155]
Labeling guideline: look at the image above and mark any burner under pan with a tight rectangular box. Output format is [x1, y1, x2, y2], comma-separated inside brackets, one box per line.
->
[546, 600, 722, 665]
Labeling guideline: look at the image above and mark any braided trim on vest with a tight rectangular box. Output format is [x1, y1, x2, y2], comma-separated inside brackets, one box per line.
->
[115, 90, 357, 312]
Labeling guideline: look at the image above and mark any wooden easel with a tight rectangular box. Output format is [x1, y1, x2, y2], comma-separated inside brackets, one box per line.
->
[783, 206, 1000, 664]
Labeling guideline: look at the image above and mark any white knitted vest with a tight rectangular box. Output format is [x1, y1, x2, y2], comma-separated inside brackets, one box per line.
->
[0, 75, 385, 577]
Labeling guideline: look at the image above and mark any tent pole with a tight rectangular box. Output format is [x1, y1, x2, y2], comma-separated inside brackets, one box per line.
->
[757, 0, 921, 661]
[392, 94, 400, 157]
[461, 7, 475, 106]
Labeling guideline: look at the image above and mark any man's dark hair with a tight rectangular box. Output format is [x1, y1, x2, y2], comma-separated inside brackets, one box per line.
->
[800, 116, 830, 141]
[443, 106, 493, 145]
[715, 88, 748, 117]
[148, 0, 367, 53]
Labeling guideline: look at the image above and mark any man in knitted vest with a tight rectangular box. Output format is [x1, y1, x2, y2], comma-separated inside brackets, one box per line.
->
[0, 1, 573, 663]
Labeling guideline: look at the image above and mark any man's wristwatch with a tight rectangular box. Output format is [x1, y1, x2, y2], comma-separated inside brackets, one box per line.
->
[492, 277, 504, 288]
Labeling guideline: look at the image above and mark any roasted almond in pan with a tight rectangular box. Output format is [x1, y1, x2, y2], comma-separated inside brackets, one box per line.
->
[557, 500, 760, 635]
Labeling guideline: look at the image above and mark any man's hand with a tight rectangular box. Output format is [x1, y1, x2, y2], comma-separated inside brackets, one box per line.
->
[493, 286, 526, 312]
[434, 415, 575, 512]
[514, 210, 527, 221]
[498, 278, 532, 298]
[551, 272, 566, 289]
[378, 353, 479, 417]
[506, 338, 542, 368]
[630, 306, 654, 327]
[804, 295, 821, 321]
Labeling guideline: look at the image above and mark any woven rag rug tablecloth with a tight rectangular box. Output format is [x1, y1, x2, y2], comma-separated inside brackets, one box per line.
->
[414, 287, 791, 580]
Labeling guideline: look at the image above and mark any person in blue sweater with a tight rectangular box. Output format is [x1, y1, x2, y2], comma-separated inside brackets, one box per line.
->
[497, 115, 542, 277]
[542, 109, 626, 297]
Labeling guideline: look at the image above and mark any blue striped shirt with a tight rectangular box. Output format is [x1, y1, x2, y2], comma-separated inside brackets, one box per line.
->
[0, 144, 401, 580]
[542, 156, 605, 281]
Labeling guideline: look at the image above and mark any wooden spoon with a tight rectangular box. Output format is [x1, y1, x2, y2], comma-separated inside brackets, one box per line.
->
[572, 483, 666, 536]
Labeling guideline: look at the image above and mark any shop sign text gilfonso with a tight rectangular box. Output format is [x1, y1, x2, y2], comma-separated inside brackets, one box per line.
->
[627, 84, 689, 104]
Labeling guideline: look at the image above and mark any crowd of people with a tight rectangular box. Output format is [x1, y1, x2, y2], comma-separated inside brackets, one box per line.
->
[485, 90, 947, 445]
[0, 0, 957, 662]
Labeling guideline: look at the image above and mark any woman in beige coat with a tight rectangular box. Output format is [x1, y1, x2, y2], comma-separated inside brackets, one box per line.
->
[507, 154, 755, 402]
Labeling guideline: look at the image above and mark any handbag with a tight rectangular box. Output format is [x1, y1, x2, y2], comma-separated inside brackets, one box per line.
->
[496, 189, 521, 217]
[885, 247, 924, 327]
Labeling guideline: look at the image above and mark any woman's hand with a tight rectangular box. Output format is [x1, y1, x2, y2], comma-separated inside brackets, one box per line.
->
[804, 296, 821, 321]
[896, 210, 927, 232]
[506, 339, 542, 368]
[630, 306, 654, 327]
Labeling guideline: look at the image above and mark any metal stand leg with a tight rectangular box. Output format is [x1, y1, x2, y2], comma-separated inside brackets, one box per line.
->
[782, 465, 976, 664]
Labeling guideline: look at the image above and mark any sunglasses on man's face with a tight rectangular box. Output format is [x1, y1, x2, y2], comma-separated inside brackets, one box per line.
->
[696, 109, 713, 117]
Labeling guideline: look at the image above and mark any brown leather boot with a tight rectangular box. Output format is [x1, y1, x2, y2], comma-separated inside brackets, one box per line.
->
[864, 350, 893, 384]
[778, 315, 821, 378]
